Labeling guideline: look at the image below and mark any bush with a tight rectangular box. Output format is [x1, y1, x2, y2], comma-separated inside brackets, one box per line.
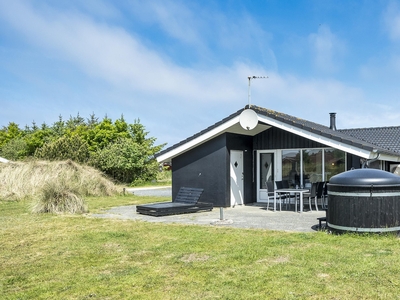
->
[0, 138, 28, 160]
[156, 167, 172, 183]
[34, 135, 90, 163]
[90, 137, 159, 184]
[1, 116, 165, 185]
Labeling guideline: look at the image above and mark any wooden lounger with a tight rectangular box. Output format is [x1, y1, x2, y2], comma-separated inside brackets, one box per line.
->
[136, 187, 213, 217]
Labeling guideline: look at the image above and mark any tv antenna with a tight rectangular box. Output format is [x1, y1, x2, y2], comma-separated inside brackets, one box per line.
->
[247, 76, 267, 108]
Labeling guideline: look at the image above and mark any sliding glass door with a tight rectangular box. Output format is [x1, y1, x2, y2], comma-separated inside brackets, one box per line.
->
[282, 150, 300, 188]
[257, 148, 345, 203]
[324, 148, 346, 180]
[302, 149, 323, 187]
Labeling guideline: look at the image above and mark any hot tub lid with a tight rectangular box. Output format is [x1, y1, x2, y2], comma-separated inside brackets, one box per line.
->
[329, 169, 400, 186]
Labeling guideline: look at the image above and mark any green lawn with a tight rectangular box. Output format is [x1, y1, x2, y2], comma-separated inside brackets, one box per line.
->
[1, 195, 400, 299]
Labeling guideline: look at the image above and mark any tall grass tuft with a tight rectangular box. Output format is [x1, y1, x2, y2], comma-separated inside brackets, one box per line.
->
[32, 181, 88, 214]
[0, 160, 120, 211]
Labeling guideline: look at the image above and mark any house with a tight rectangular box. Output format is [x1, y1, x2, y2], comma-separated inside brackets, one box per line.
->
[0, 157, 9, 163]
[156, 105, 400, 207]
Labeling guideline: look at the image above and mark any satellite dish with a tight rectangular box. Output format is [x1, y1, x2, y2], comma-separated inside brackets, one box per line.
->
[239, 109, 258, 130]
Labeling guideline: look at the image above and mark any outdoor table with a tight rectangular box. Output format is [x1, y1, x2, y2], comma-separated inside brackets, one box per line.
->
[274, 188, 309, 213]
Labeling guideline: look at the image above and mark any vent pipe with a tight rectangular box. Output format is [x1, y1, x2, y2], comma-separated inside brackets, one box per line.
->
[329, 112, 337, 130]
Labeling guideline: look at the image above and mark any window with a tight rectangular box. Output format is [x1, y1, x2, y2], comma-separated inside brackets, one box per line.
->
[280, 148, 345, 185]
[260, 153, 274, 189]
[282, 150, 300, 188]
[324, 149, 346, 180]
[303, 149, 323, 185]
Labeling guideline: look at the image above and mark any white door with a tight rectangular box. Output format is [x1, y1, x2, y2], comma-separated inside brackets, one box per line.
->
[230, 150, 244, 206]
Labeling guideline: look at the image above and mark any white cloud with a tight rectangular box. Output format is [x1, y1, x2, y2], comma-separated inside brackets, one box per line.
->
[0, 0, 275, 107]
[308, 25, 346, 73]
[391, 54, 400, 72]
[143, 1, 203, 47]
[358, 2, 400, 85]
[249, 71, 400, 130]
[1, 0, 399, 147]
[125, 1, 276, 69]
[0, 1, 223, 101]
[383, 1, 400, 42]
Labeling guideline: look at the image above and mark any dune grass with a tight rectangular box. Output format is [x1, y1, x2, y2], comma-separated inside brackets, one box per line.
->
[0, 160, 120, 202]
[0, 160, 121, 213]
[31, 181, 89, 214]
[1, 194, 400, 299]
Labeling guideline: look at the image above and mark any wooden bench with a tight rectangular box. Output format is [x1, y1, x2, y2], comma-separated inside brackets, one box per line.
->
[136, 187, 213, 217]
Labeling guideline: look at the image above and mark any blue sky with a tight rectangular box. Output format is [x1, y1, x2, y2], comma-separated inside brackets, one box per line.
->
[1, 0, 400, 148]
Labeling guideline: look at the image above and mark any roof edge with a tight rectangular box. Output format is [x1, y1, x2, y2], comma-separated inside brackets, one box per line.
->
[156, 105, 400, 163]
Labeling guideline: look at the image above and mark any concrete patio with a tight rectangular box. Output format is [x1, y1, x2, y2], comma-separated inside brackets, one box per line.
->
[91, 204, 327, 232]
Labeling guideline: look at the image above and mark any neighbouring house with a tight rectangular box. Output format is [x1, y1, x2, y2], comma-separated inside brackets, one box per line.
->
[156, 105, 400, 207]
[0, 157, 9, 163]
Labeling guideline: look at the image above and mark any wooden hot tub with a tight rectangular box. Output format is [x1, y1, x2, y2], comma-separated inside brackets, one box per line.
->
[327, 169, 400, 233]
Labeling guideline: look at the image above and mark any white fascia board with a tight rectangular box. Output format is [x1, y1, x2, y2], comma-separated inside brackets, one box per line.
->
[257, 115, 372, 159]
[156, 116, 241, 163]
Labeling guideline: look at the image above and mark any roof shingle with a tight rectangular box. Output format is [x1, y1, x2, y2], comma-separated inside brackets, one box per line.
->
[339, 127, 400, 154]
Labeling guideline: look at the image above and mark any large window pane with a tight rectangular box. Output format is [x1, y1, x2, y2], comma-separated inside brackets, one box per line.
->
[282, 150, 300, 188]
[303, 149, 322, 185]
[324, 149, 345, 180]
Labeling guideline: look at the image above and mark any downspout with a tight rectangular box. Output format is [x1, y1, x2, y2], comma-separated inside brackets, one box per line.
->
[362, 151, 380, 168]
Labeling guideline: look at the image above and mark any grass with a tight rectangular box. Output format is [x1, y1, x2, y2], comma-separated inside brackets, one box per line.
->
[32, 181, 88, 214]
[2, 195, 400, 299]
[0, 160, 120, 202]
[0, 159, 122, 214]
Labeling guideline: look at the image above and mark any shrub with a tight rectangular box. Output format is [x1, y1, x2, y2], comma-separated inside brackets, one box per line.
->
[90, 137, 159, 184]
[1, 116, 165, 184]
[0, 138, 28, 160]
[156, 167, 172, 183]
[34, 135, 90, 164]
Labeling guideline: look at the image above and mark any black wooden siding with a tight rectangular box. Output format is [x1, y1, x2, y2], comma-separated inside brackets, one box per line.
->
[172, 133, 253, 207]
[254, 127, 365, 171]
[172, 127, 385, 207]
[253, 127, 327, 150]
[172, 134, 228, 207]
